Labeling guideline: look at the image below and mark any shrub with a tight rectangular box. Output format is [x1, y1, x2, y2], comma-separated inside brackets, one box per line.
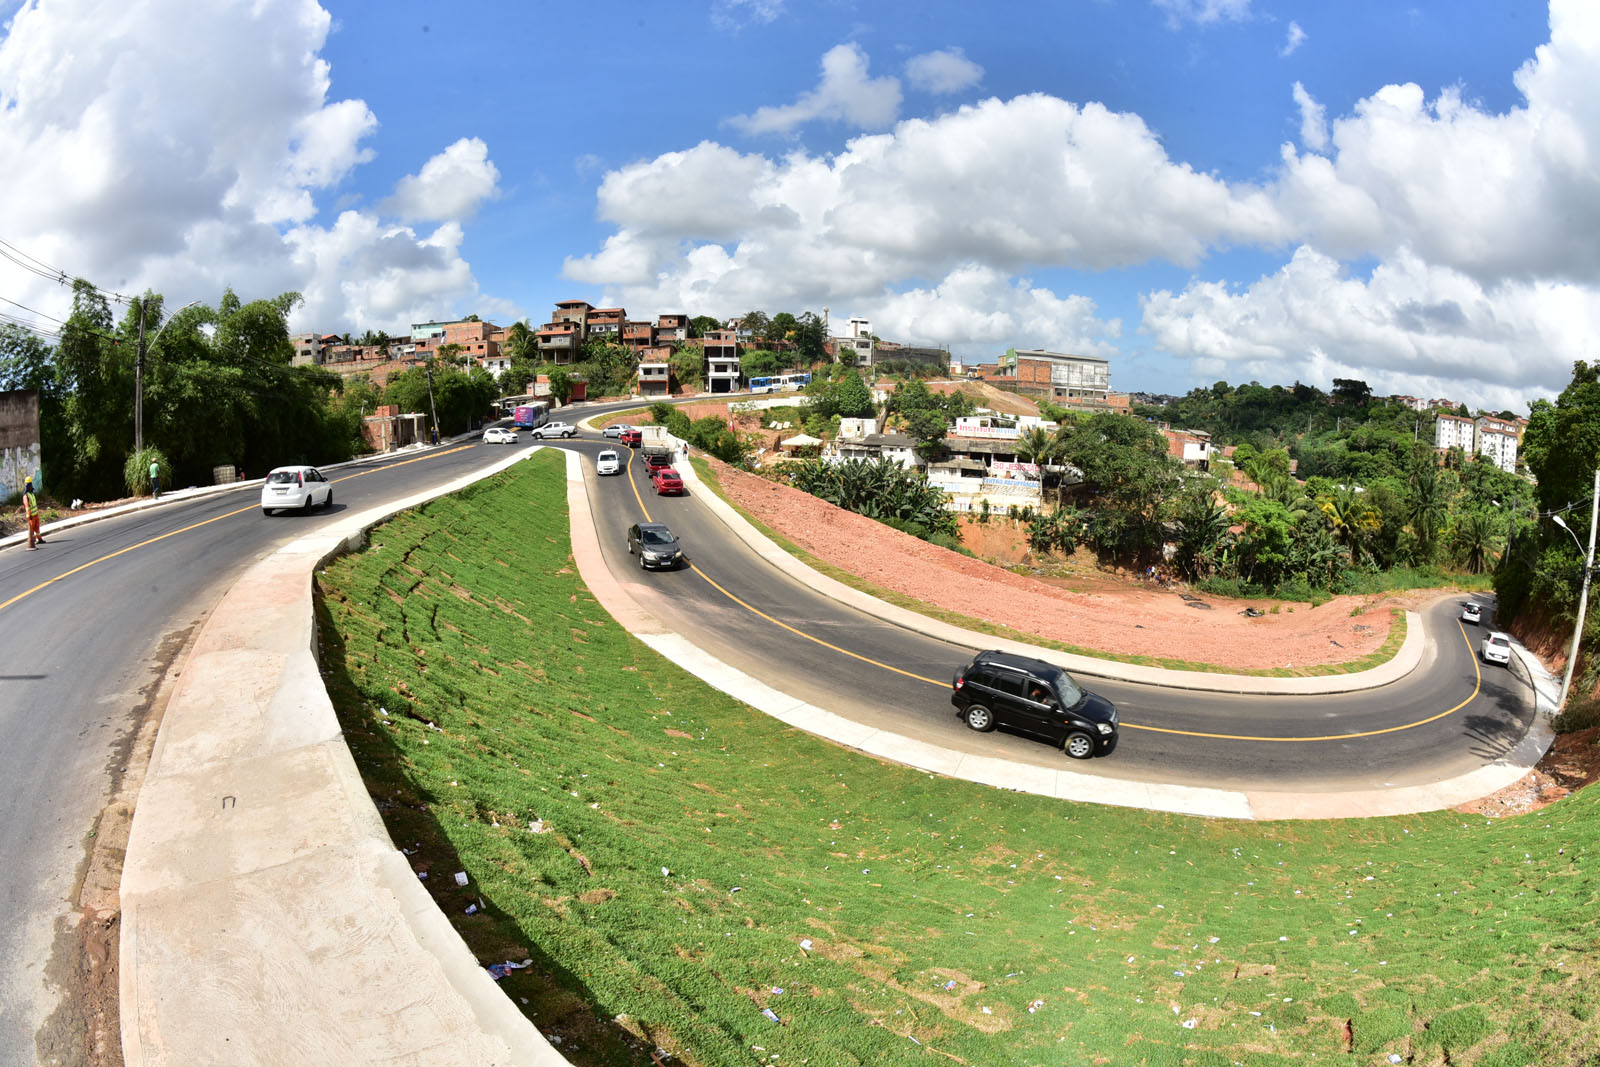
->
[125, 446, 171, 497]
[1552, 693, 1600, 734]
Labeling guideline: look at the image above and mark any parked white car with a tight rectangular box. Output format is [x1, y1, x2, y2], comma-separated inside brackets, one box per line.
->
[482, 427, 518, 443]
[530, 421, 577, 439]
[596, 450, 622, 476]
[261, 465, 332, 514]
[1481, 631, 1512, 666]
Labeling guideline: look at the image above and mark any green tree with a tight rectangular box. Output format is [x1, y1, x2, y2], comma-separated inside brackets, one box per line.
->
[792, 311, 828, 363]
[766, 311, 797, 342]
[834, 370, 875, 419]
[741, 348, 786, 379]
[1055, 413, 1181, 562]
[1172, 484, 1231, 579]
[688, 315, 721, 338]
[546, 365, 574, 406]
[1405, 460, 1448, 563]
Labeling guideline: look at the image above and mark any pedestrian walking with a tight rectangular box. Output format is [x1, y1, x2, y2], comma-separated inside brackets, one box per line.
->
[149, 459, 161, 498]
[23, 476, 44, 549]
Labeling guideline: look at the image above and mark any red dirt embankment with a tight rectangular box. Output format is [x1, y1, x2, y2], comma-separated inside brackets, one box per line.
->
[701, 457, 1404, 671]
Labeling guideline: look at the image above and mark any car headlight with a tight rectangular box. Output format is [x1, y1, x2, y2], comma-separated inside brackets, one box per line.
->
[1096, 722, 1114, 735]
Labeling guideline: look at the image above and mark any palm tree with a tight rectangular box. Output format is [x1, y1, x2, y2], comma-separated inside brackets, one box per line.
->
[1321, 486, 1377, 565]
[1407, 462, 1449, 561]
[1172, 487, 1232, 579]
[1452, 509, 1503, 574]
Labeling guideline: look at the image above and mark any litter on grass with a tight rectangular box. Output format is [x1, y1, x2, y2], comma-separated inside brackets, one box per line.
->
[761, 1008, 780, 1023]
[454, 871, 469, 887]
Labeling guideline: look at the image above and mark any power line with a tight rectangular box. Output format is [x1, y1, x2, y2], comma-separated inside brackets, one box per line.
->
[0, 235, 136, 306]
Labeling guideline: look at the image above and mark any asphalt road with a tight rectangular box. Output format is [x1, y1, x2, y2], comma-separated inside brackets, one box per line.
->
[570, 438, 1534, 794]
[0, 403, 1535, 1064]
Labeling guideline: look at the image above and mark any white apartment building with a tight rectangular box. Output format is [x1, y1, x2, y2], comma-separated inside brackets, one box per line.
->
[1434, 414, 1475, 452]
[1475, 416, 1519, 472]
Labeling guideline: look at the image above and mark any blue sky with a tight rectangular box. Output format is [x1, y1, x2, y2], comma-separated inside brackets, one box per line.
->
[0, 0, 1593, 412]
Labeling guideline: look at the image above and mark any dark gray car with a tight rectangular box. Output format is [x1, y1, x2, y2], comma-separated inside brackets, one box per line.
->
[626, 521, 683, 570]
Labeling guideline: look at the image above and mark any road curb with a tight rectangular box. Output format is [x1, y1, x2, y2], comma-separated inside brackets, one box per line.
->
[670, 452, 1425, 695]
[119, 446, 573, 1067]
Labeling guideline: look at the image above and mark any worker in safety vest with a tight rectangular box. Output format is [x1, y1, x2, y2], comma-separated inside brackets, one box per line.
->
[23, 476, 45, 550]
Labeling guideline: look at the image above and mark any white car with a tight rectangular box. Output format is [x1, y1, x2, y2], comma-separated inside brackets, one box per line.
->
[482, 427, 518, 444]
[261, 465, 332, 514]
[596, 450, 622, 476]
[603, 423, 631, 438]
[1481, 631, 1512, 665]
[1462, 602, 1483, 625]
[530, 422, 577, 439]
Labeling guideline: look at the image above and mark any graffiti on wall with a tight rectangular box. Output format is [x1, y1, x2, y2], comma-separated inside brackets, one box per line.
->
[0, 390, 42, 499]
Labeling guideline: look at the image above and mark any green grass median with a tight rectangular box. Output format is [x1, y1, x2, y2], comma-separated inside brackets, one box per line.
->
[316, 451, 1599, 1066]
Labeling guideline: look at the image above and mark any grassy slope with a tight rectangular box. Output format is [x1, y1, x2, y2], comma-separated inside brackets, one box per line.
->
[317, 453, 1598, 1067]
[688, 457, 1406, 679]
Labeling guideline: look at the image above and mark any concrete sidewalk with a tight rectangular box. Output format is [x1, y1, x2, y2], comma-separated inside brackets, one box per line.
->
[119, 448, 569, 1067]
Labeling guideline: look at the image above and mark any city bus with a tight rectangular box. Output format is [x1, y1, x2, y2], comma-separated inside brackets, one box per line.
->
[512, 402, 550, 430]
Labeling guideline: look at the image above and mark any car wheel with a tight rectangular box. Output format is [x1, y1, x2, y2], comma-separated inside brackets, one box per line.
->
[262, 507, 273, 516]
[324, 489, 333, 509]
[638, 550, 647, 570]
[963, 705, 995, 732]
[1064, 731, 1095, 760]
[302, 494, 313, 513]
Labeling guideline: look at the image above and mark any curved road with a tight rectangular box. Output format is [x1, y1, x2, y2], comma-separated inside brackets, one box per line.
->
[0, 408, 1534, 1064]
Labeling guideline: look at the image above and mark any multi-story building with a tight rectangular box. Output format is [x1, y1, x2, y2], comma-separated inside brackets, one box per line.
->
[537, 320, 583, 364]
[656, 313, 689, 342]
[1477, 427, 1518, 472]
[832, 317, 875, 367]
[1475, 416, 1519, 472]
[1390, 395, 1430, 412]
[621, 320, 656, 353]
[551, 300, 593, 329]
[706, 344, 742, 394]
[587, 307, 626, 340]
[290, 332, 336, 366]
[701, 329, 739, 381]
[988, 349, 1113, 409]
[637, 346, 672, 398]
[1434, 413, 1475, 452]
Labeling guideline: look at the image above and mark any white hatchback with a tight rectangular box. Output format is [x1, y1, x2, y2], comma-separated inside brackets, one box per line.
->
[261, 465, 333, 514]
[596, 450, 621, 476]
[1481, 631, 1512, 666]
[483, 427, 518, 443]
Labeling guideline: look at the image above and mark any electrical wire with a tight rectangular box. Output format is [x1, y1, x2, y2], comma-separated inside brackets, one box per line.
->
[0, 236, 134, 305]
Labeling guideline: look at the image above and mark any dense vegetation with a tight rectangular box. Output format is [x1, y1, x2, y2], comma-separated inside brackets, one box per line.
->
[0, 281, 498, 502]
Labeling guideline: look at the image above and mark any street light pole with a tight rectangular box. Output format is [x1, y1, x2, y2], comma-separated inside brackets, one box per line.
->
[425, 364, 440, 445]
[1554, 467, 1600, 712]
[134, 298, 201, 454]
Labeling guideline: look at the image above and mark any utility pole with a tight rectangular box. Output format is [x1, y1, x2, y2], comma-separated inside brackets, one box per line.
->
[133, 296, 200, 456]
[425, 364, 440, 445]
[135, 298, 148, 454]
[1556, 468, 1600, 712]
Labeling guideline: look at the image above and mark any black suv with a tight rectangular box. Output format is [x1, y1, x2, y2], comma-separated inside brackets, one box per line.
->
[950, 650, 1118, 759]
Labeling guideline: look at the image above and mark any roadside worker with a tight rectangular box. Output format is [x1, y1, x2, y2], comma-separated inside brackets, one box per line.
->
[149, 459, 161, 498]
[23, 476, 44, 549]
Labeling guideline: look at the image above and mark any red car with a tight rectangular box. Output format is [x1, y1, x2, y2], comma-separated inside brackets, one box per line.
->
[619, 428, 643, 448]
[643, 450, 673, 472]
[651, 467, 685, 495]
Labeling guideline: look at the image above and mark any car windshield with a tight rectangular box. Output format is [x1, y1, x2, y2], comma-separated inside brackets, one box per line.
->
[267, 471, 298, 484]
[641, 529, 676, 546]
[1048, 669, 1085, 708]
[599, 452, 617, 461]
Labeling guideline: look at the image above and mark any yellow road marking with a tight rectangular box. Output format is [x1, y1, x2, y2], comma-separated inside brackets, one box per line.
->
[621, 458, 1486, 744]
[0, 446, 475, 614]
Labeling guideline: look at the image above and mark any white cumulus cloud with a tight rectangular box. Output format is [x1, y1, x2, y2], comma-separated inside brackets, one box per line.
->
[1280, 20, 1307, 57]
[0, 0, 505, 336]
[726, 43, 902, 135]
[1292, 81, 1328, 151]
[1140, 245, 1599, 413]
[382, 137, 502, 223]
[905, 48, 984, 95]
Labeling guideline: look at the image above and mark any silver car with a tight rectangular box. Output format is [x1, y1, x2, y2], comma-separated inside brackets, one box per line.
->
[261, 465, 332, 514]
